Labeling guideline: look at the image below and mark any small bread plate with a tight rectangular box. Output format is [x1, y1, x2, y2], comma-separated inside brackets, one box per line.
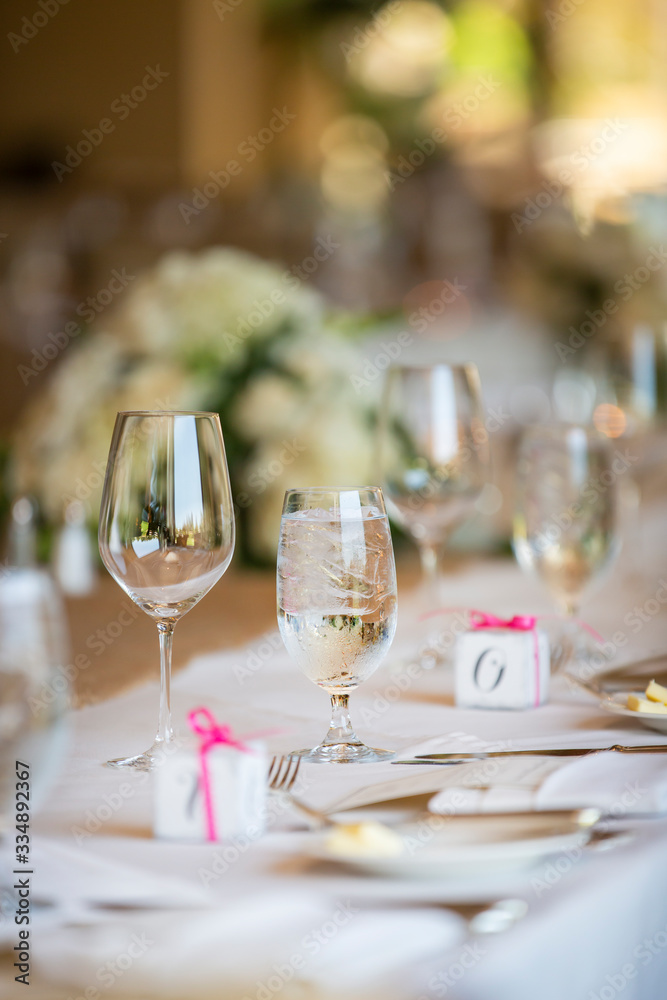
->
[598, 691, 667, 735]
[305, 809, 600, 879]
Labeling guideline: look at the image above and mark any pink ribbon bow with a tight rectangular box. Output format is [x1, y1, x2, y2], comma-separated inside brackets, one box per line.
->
[469, 611, 537, 632]
[187, 708, 254, 842]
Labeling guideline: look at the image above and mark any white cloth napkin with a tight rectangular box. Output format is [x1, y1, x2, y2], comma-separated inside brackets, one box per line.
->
[428, 749, 667, 816]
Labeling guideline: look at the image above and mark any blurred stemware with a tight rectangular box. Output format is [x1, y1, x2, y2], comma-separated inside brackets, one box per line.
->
[98, 411, 234, 769]
[513, 424, 620, 669]
[277, 486, 397, 763]
[0, 566, 69, 831]
[377, 363, 488, 658]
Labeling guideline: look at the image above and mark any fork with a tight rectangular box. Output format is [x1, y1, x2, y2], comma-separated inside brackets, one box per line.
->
[267, 755, 334, 827]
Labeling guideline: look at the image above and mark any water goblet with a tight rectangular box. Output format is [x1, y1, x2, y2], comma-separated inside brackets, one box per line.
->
[277, 486, 397, 763]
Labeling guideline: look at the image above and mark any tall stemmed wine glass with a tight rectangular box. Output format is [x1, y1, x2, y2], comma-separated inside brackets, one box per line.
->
[513, 424, 620, 668]
[378, 364, 488, 591]
[277, 487, 397, 763]
[98, 411, 234, 768]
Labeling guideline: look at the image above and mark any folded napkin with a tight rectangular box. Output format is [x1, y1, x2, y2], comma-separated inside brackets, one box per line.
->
[535, 752, 667, 814]
[429, 751, 667, 816]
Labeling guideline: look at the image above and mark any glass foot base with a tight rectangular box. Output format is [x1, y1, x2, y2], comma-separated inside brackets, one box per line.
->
[291, 742, 395, 764]
[105, 740, 173, 770]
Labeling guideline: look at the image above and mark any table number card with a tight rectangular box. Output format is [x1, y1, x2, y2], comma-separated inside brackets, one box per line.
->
[455, 627, 550, 709]
[154, 739, 267, 842]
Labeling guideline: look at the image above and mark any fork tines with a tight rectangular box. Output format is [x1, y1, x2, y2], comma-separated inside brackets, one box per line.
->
[268, 754, 302, 793]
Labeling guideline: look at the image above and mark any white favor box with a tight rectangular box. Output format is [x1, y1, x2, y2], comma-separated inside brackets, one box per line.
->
[455, 628, 550, 709]
[154, 739, 267, 841]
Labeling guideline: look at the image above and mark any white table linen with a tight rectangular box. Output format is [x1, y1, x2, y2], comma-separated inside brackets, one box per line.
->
[3, 549, 667, 1000]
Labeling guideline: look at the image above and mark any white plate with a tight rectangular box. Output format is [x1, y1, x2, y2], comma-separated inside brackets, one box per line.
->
[599, 691, 667, 734]
[305, 812, 596, 879]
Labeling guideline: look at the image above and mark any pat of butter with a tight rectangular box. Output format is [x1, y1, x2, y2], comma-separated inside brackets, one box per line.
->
[645, 680, 667, 705]
[325, 821, 404, 858]
[628, 694, 667, 714]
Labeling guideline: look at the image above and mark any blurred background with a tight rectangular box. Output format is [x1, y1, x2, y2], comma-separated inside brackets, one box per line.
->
[1, 0, 666, 566]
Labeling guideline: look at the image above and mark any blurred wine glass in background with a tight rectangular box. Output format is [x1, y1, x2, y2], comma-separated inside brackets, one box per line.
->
[0, 566, 70, 832]
[377, 363, 488, 663]
[513, 424, 620, 670]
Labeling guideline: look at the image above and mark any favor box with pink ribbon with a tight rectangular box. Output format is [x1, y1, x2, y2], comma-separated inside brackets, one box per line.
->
[455, 613, 550, 710]
[154, 709, 267, 842]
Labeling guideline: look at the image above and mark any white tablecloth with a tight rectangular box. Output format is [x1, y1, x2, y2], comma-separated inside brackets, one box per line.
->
[4, 550, 667, 1000]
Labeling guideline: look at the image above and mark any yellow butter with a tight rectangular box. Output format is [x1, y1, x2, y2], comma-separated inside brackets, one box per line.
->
[628, 693, 667, 714]
[326, 821, 404, 858]
[645, 679, 667, 705]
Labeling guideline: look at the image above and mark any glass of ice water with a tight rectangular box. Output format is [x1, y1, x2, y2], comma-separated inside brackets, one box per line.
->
[277, 487, 397, 763]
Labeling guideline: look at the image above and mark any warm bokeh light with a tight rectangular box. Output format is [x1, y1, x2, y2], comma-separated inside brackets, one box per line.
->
[347, 1, 452, 98]
[593, 403, 628, 438]
[535, 117, 667, 228]
[319, 115, 389, 212]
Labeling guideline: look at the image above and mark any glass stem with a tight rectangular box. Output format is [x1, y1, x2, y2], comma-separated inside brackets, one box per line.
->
[418, 541, 443, 610]
[321, 694, 360, 747]
[156, 621, 175, 745]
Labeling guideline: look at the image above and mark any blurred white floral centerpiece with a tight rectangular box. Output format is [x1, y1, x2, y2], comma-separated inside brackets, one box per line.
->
[12, 248, 374, 563]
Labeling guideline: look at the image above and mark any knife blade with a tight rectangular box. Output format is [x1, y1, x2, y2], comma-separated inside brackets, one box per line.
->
[392, 743, 667, 764]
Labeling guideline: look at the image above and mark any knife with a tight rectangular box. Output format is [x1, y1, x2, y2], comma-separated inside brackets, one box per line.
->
[392, 743, 667, 764]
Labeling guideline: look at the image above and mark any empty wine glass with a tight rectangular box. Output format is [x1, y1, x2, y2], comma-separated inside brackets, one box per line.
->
[513, 424, 620, 667]
[277, 487, 397, 763]
[98, 411, 235, 769]
[378, 364, 488, 590]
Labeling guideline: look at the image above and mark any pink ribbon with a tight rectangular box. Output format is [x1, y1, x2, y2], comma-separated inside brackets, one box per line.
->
[187, 708, 254, 843]
[421, 606, 603, 642]
[469, 611, 537, 632]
